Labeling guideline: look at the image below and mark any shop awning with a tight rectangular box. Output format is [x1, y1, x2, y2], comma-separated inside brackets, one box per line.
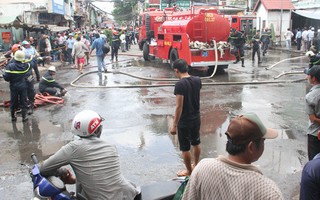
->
[64, 15, 74, 21]
[47, 25, 70, 32]
[293, 9, 320, 20]
[0, 15, 22, 28]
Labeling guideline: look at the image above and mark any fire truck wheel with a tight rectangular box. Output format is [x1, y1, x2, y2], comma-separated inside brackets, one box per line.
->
[207, 66, 226, 76]
[169, 49, 179, 69]
[143, 43, 150, 61]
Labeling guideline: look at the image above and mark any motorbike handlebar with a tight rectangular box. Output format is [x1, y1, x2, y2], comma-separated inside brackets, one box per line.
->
[31, 153, 39, 164]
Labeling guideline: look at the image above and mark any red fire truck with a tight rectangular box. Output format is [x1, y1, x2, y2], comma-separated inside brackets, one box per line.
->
[138, 7, 235, 73]
[225, 14, 257, 33]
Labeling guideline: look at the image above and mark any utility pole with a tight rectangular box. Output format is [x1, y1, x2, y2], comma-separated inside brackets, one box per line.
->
[280, 0, 283, 47]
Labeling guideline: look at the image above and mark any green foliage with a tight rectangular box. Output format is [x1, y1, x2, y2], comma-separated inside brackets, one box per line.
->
[270, 23, 276, 43]
[112, 0, 138, 24]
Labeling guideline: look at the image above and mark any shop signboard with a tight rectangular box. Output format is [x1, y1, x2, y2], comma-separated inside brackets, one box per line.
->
[52, 0, 65, 15]
[2, 32, 11, 44]
[161, 0, 191, 9]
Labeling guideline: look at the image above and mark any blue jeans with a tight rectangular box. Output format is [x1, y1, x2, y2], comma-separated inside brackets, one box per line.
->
[286, 40, 291, 49]
[67, 48, 73, 64]
[97, 55, 106, 74]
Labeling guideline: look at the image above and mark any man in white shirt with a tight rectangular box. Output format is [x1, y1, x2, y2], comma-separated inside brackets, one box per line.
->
[284, 28, 294, 49]
[302, 28, 309, 52]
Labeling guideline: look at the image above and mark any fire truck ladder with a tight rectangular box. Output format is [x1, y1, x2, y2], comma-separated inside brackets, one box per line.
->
[193, 20, 203, 41]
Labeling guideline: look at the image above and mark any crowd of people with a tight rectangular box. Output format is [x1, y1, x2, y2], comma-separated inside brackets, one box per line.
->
[0, 26, 139, 122]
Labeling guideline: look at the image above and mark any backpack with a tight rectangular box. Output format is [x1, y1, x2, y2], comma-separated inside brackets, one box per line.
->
[102, 42, 110, 54]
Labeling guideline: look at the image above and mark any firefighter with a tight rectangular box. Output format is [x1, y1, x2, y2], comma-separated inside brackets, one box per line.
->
[228, 28, 246, 67]
[3, 50, 30, 122]
[260, 27, 272, 56]
[111, 30, 120, 62]
[251, 30, 262, 64]
[306, 51, 320, 69]
[39, 66, 67, 97]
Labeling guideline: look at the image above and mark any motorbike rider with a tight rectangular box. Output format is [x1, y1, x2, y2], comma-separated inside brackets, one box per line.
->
[39, 66, 67, 97]
[38, 110, 140, 200]
[3, 50, 30, 122]
[228, 28, 246, 67]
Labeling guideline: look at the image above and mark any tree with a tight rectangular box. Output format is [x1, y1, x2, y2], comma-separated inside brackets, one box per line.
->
[112, 0, 139, 26]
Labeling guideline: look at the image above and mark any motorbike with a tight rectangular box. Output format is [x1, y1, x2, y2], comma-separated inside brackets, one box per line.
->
[28, 153, 86, 200]
[26, 153, 185, 200]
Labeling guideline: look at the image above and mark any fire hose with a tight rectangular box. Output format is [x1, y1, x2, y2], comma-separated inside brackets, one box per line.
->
[70, 40, 307, 88]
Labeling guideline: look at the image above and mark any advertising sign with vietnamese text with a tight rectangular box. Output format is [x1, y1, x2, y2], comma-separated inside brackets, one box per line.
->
[52, 0, 64, 15]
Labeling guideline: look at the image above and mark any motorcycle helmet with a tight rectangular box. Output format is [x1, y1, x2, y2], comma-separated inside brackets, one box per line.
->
[11, 44, 21, 54]
[72, 110, 104, 137]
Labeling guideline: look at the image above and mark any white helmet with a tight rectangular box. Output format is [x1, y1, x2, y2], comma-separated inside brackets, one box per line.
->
[72, 110, 104, 137]
[14, 50, 25, 62]
[48, 66, 56, 72]
[306, 51, 315, 57]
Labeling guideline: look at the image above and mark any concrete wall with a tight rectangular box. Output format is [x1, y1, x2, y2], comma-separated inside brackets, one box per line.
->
[256, 3, 292, 45]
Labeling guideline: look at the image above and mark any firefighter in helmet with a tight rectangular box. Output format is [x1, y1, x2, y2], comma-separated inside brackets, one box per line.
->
[228, 28, 246, 67]
[39, 66, 67, 97]
[3, 50, 30, 122]
[111, 30, 120, 62]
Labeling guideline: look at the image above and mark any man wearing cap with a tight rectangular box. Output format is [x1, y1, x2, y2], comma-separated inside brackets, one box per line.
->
[182, 113, 284, 200]
[39, 66, 67, 97]
[227, 28, 246, 67]
[305, 65, 320, 160]
[3, 50, 30, 122]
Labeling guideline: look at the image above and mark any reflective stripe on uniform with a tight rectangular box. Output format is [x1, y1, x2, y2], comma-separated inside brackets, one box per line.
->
[42, 76, 55, 82]
[5, 63, 30, 74]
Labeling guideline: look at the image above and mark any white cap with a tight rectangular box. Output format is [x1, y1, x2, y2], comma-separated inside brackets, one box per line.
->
[311, 27, 315, 31]
[48, 66, 56, 72]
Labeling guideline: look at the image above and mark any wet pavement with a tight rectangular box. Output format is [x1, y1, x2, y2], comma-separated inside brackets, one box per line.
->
[0, 45, 311, 199]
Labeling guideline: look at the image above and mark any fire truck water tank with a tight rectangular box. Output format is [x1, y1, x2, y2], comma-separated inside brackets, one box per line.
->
[161, 9, 230, 43]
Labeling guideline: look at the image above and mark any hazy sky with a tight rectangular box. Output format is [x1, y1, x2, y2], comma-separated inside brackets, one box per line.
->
[92, 2, 114, 15]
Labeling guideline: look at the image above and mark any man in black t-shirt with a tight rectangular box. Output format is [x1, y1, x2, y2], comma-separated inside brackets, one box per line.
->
[170, 59, 202, 177]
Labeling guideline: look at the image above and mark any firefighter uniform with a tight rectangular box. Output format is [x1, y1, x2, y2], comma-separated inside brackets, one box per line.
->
[111, 31, 120, 62]
[39, 67, 65, 96]
[260, 28, 272, 56]
[228, 29, 246, 67]
[251, 31, 262, 63]
[3, 50, 30, 122]
[306, 51, 320, 69]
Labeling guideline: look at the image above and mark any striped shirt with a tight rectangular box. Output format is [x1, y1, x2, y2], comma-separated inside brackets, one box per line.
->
[182, 156, 284, 200]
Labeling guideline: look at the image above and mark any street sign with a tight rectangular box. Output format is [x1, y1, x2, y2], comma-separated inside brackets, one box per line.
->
[160, 0, 191, 10]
